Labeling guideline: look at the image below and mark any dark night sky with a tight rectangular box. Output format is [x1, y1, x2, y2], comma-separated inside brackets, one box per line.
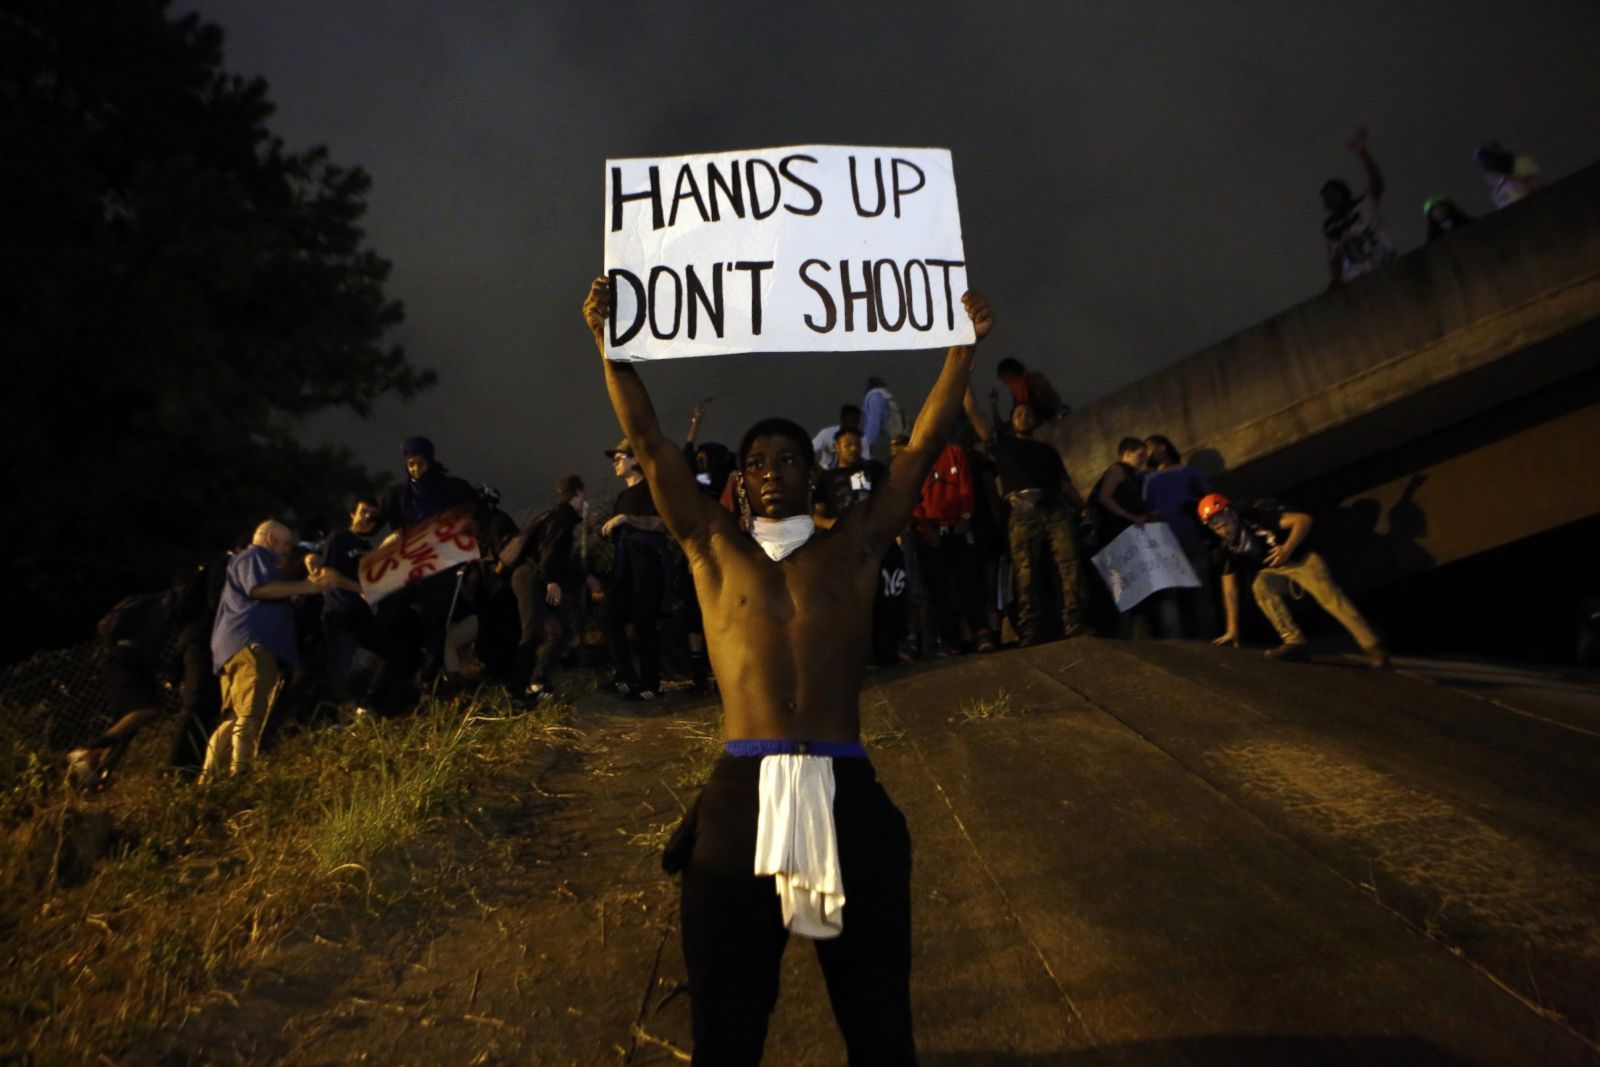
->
[185, 1, 1600, 517]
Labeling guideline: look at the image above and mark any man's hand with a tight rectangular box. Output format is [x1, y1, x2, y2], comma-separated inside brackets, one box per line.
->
[601, 514, 628, 538]
[964, 291, 994, 342]
[583, 276, 610, 352]
[545, 581, 562, 607]
[587, 574, 604, 601]
[1264, 544, 1292, 567]
[690, 402, 709, 422]
[1213, 629, 1240, 648]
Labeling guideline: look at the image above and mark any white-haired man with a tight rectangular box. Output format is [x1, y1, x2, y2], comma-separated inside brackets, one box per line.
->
[201, 520, 333, 781]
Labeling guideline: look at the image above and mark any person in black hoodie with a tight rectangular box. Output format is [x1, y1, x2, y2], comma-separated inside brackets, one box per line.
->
[362, 436, 480, 713]
[508, 475, 587, 704]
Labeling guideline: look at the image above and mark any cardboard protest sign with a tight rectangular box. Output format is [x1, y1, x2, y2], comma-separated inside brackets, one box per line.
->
[603, 145, 973, 360]
[1091, 523, 1201, 612]
[359, 505, 479, 606]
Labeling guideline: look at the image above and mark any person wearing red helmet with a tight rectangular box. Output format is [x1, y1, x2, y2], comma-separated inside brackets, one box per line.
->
[1200, 494, 1388, 668]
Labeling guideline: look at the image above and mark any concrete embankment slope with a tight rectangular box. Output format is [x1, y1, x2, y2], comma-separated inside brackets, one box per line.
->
[830, 639, 1599, 1064]
[169, 640, 1600, 1065]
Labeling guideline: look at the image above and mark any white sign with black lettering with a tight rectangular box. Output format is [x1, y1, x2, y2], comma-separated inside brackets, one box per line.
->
[1091, 523, 1201, 612]
[603, 145, 972, 361]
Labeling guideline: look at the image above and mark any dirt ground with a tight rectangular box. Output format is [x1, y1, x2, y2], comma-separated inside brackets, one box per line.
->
[143, 641, 1600, 1065]
[144, 695, 713, 1066]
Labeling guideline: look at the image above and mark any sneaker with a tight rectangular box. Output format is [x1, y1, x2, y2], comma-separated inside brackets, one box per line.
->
[975, 631, 998, 653]
[1264, 642, 1311, 662]
[1062, 621, 1094, 639]
[1361, 645, 1391, 670]
[627, 689, 659, 702]
[521, 683, 556, 705]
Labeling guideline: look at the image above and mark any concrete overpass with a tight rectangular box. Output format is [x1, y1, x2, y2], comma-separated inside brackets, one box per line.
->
[1058, 161, 1600, 599]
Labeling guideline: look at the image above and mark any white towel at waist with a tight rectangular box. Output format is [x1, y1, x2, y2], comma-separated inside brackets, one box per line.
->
[753, 754, 844, 939]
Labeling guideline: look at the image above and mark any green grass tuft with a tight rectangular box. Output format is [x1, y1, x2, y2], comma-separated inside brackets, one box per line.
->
[958, 688, 1019, 723]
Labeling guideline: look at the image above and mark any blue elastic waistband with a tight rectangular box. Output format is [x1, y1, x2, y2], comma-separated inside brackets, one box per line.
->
[724, 739, 868, 759]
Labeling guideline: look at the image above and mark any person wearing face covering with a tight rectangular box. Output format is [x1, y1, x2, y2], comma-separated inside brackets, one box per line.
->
[583, 275, 994, 1065]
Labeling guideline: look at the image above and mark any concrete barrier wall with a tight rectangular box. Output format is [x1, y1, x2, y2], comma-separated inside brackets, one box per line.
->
[1059, 162, 1600, 492]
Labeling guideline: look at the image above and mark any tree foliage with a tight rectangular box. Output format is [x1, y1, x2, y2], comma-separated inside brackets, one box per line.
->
[0, 0, 433, 660]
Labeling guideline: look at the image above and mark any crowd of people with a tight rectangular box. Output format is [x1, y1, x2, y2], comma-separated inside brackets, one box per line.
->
[69, 361, 1385, 792]
[65, 128, 1551, 793]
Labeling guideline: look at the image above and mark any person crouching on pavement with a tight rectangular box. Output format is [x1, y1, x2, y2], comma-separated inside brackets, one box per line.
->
[1200, 493, 1389, 668]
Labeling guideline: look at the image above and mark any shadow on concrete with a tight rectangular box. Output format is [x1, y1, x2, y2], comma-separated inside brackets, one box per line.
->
[1320, 474, 1436, 594]
[922, 1033, 1475, 1065]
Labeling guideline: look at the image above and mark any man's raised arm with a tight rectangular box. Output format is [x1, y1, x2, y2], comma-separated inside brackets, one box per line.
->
[861, 292, 993, 546]
[962, 384, 996, 444]
[583, 277, 718, 544]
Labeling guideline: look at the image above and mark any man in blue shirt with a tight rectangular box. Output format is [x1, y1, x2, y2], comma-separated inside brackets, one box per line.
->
[861, 377, 900, 462]
[201, 520, 333, 781]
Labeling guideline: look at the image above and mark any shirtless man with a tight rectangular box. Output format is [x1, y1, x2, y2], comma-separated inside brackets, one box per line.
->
[584, 276, 992, 1065]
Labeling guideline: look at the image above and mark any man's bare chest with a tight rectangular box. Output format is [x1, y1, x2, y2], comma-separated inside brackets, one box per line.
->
[706, 549, 870, 623]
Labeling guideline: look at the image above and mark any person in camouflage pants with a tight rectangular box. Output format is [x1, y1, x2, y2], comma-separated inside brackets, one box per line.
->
[1007, 495, 1085, 643]
[963, 384, 1089, 645]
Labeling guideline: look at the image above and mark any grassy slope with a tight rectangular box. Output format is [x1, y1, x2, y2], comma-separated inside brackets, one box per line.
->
[0, 687, 574, 1065]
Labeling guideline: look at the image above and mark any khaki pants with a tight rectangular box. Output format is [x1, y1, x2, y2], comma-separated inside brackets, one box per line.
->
[201, 644, 283, 780]
[1251, 551, 1381, 650]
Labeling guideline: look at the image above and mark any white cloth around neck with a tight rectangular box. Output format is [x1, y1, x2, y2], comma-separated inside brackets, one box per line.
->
[751, 515, 815, 561]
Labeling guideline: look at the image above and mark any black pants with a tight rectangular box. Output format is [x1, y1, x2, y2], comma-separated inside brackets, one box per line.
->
[363, 568, 461, 712]
[676, 755, 916, 1065]
[320, 609, 373, 705]
[605, 551, 665, 692]
[873, 543, 909, 666]
[913, 530, 988, 649]
[511, 564, 575, 690]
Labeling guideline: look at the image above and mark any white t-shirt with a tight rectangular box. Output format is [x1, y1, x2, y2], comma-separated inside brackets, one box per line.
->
[1324, 193, 1396, 283]
[812, 425, 841, 470]
[1486, 155, 1542, 209]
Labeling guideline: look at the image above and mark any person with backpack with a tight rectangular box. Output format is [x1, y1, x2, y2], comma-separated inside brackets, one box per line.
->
[507, 475, 587, 705]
